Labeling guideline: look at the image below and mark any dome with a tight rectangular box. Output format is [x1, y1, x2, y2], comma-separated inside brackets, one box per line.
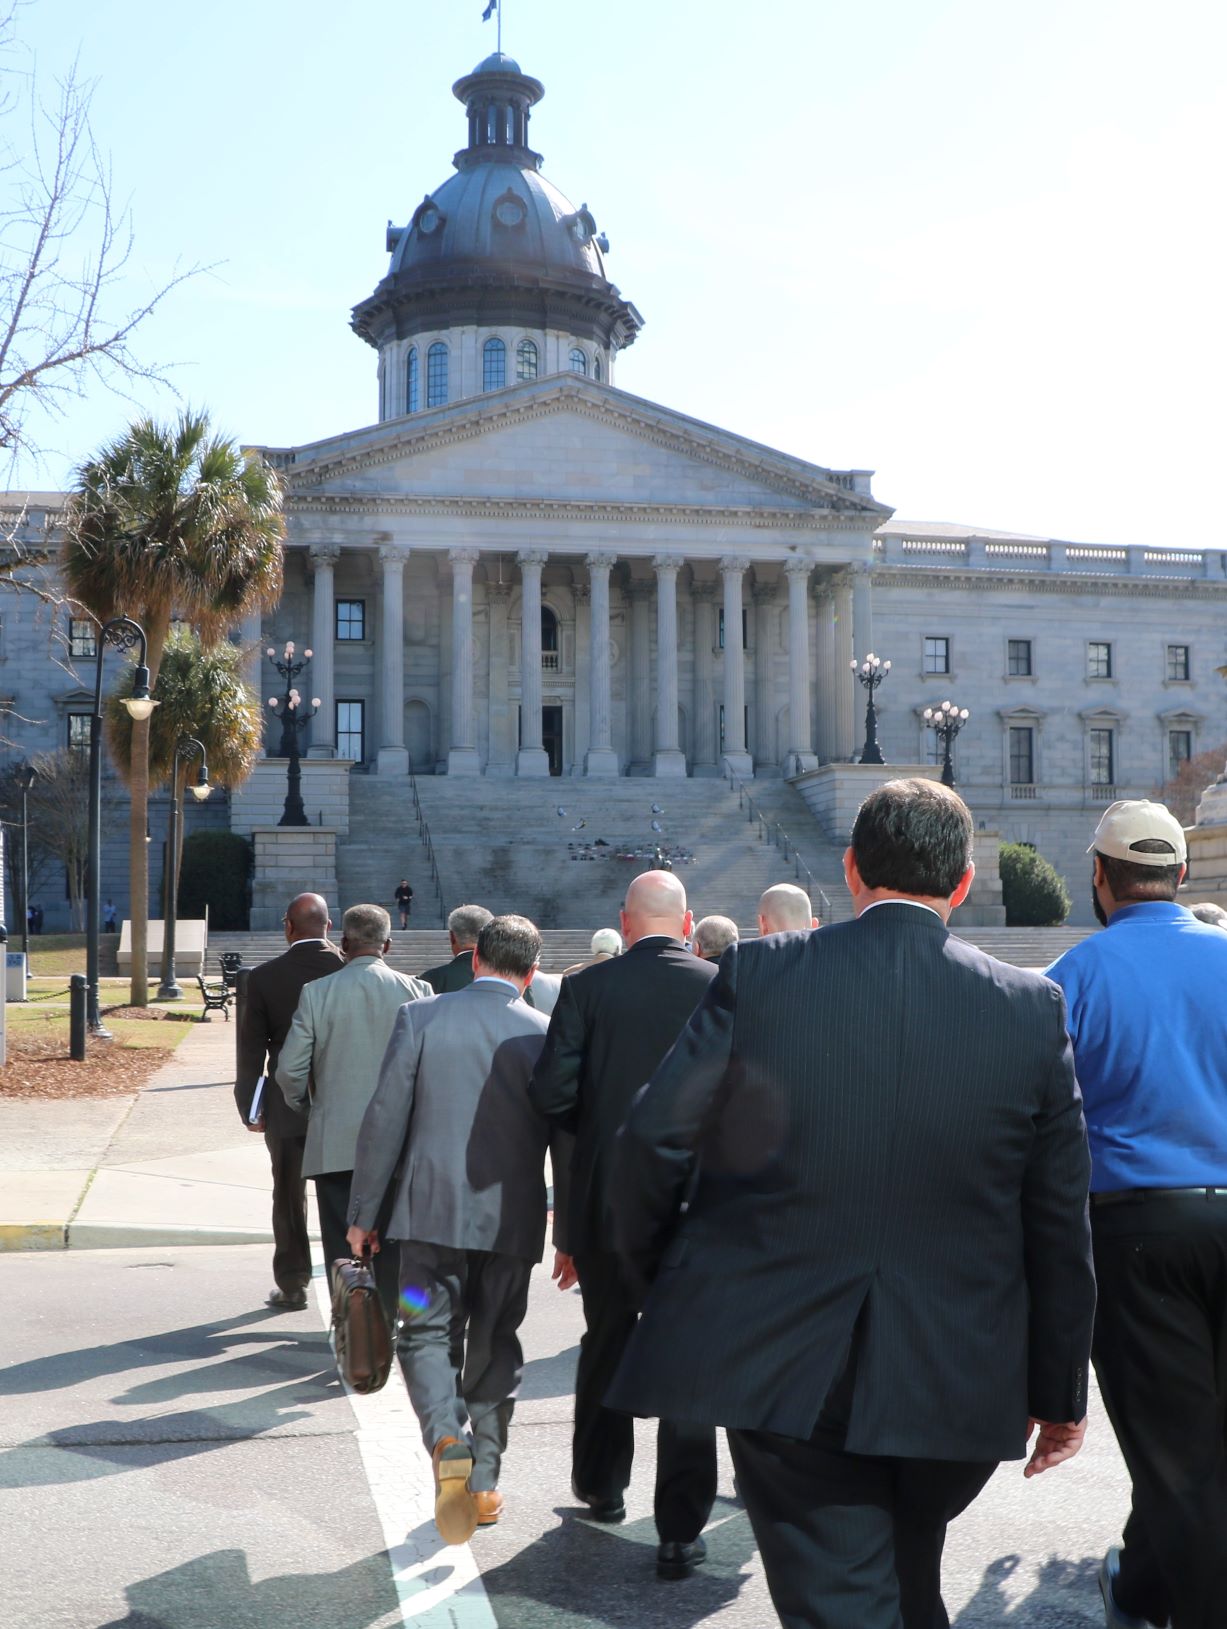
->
[472, 51, 523, 75]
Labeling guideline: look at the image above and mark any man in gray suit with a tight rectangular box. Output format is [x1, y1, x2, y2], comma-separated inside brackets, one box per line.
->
[347, 914, 552, 1546]
[276, 903, 431, 1315]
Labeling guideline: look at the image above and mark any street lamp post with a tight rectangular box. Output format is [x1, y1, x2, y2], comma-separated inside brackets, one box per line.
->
[18, 762, 37, 957]
[266, 641, 320, 828]
[88, 618, 158, 1037]
[923, 699, 970, 789]
[851, 653, 891, 766]
[156, 738, 212, 1000]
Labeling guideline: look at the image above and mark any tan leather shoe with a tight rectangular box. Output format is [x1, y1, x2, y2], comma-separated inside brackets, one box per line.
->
[431, 1438, 477, 1545]
[474, 1490, 504, 1526]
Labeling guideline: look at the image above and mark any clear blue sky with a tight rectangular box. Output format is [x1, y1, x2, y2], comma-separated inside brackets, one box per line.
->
[8, 0, 1225, 546]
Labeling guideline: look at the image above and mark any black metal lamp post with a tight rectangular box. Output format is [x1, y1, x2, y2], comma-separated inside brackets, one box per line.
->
[88, 618, 158, 1037]
[156, 738, 211, 1000]
[852, 653, 891, 766]
[18, 762, 37, 957]
[924, 699, 970, 789]
[266, 641, 319, 828]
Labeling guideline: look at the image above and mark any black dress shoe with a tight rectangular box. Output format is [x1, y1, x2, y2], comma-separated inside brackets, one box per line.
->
[657, 1536, 707, 1580]
[266, 1288, 308, 1311]
[572, 1486, 626, 1523]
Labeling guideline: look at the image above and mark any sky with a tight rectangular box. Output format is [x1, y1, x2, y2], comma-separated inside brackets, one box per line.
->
[5, 0, 1225, 546]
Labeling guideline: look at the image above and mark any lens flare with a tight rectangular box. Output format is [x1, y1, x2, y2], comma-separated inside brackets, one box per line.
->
[400, 1284, 431, 1317]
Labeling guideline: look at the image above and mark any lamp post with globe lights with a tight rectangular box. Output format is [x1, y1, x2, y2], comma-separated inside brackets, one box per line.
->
[156, 738, 212, 1000]
[852, 653, 890, 766]
[266, 641, 320, 828]
[924, 700, 970, 789]
[88, 617, 158, 1036]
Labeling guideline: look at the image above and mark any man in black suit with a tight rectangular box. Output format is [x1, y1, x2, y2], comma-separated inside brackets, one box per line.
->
[607, 779, 1097, 1628]
[235, 892, 344, 1311]
[420, 903, 492, 993]
[530, 870, 719, 1580]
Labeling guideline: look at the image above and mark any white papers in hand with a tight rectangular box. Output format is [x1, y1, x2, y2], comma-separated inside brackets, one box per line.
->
[249, 1075, 266, 1124]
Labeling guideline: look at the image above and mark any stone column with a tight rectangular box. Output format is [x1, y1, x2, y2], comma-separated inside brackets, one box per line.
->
[376, 545, 409, 774]
[486, 581, 513, 774]
[833, 571, 857, 761]
[447, 547, 481, 776]
[585, 552, 619, 775]
[239, 610, 265, 758]
[307, 545, 339, 757]
[720, 556, 753, 776]
[784, 560, 818, 774]
[814, 582, 834, 762]
[691, 581, 718, 771]
[516, 549, 550, 776]
[851, 560, 874, 667]
[753, 577, 777, 769]
[653, 555, 686, 777]
[626, 577, 653, 768]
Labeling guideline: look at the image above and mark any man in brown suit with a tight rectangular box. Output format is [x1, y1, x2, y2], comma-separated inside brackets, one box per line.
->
[235, 892, 344, 1310]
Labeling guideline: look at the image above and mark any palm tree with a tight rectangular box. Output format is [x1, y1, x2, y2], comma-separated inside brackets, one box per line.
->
[61, 413, 284, 1004]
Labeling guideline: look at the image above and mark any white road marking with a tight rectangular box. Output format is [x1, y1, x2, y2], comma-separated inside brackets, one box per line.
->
[311, 1253, 500, 1628]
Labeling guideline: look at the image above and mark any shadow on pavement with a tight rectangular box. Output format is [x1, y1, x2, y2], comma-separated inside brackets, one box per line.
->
[94, 1547, 398, 1629]
[519, 1344, 580, 1401]
[952, 1553, 1104, 1625]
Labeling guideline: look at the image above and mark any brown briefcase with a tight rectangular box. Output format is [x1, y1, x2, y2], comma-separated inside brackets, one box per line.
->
[330, 1256, 394, 1394]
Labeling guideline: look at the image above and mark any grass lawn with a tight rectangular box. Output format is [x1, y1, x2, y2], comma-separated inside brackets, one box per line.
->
[2, 981, 207, 1097]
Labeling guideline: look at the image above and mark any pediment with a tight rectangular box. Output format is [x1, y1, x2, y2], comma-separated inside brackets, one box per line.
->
[280, 377, 890, 526]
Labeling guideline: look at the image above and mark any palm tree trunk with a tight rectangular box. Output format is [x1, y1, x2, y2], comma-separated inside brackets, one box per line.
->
[128, 718, 150, 1006]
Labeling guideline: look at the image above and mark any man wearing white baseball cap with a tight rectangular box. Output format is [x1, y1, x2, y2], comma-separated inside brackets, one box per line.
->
[1046, 799, 1227, 1629]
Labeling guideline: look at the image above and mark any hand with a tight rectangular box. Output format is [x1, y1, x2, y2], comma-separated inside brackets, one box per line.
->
[1023, 1416, 1086, 1477]
[347, 1225, 379, 1257]
[552, 1250, 578, 1291]
[246, 1116, 265, 1133]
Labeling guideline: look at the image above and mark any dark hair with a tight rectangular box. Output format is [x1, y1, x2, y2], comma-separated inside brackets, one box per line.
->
[851, 778, 973, 898]
[1097, 840, 1182, 903]
[475, 914, 542, 978]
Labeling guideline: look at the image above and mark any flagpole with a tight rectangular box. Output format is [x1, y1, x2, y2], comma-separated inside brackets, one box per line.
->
[498, 0, 503, 53]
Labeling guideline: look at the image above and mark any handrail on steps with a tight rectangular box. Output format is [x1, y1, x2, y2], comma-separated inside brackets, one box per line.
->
[407, 756, 447, 922]
[722, 765, 833, 925]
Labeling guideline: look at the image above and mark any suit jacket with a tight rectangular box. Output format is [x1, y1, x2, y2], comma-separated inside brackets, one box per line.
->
[528, 971, 562, 1016]
[421, 950, 475, 993]
[605, 906, 1096, 1462]
[528, 937, 717, 1257]
[348, 980, 553, 1260]
[234, 941, 344, 1138]
[275, 956, 432, 1176]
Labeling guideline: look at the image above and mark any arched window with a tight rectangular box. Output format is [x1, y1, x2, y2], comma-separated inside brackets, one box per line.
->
[426, 342, 448, 408]
[569, 347, 588, 376]
[483, 337, 506, 392]
[593, 354, 603, 383]
[516, 338, 538, 382]
[405, 348, 419, 414]
[541, 605, 560, 670]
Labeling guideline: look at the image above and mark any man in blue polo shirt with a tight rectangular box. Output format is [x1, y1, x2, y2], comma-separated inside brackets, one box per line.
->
[1047, 799, 1227, 1629]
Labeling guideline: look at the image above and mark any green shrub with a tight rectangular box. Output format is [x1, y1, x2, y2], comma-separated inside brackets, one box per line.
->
[178, 831, 253, 931]
[999, 841, 1071, 927]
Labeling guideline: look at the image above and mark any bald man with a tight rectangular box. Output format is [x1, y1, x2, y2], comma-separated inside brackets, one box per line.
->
[530, 871, 719, 1581]
[757, 882, 819, 937]
[236, 893, 344, 1310]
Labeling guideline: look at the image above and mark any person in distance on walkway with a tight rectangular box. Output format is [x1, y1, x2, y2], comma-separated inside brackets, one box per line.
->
[561, 927, 623, 977]
[1046, 800, 1227, 1629]
[235, 893, 343, 1312]
[609, 779, 1095, 1628]
[347, 914, 552, 1545]
[757, 881, 819, 935]
[530, 870, 719, 1582]
[692, 914, 738, 961]
[394, 877, 414, 929]
[276, 904, 430, 1318]
[421, 903, 492, 992]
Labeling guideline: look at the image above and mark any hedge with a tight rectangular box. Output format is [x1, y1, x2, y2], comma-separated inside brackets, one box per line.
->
[999, 841, 1071, 927]
[178, 830, 253, 932]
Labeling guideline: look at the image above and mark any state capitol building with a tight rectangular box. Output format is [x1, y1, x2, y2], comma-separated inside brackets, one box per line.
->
[3, 52, 1224, 929]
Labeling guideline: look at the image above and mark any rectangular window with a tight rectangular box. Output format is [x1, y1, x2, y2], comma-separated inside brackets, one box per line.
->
[68, 713, 92, 753]
[717, 608, 749, 650]
[336, 600, 365, 641]
[1088, 641, 1113, 679]
[69, 617, 97, 659]
[1089, 727, 1115, 786]
[1168, 729, 1192, 780]
[336, 700, 365, 762]
[1166, 643, 1190, 682]
[923, 636, 950, 675]
[1008, 726, 1034, 785]
[1007, 638, 1032, 677]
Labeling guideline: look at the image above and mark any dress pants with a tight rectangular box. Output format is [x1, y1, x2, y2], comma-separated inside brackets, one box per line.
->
[727, 1425, 994, 1629]
[1091, 1194, 1227, 1629]
[574, 1249, 718, 1543]
[396, 1241, 534, 1493]
[312, 1170, 400, 1323]
[264, 1131, 311, 1296]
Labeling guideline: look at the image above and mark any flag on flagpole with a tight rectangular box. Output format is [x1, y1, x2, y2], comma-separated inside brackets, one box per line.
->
[483, 0, 497, 19]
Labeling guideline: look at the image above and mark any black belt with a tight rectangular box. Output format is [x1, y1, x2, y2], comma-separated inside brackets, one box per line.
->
[1091, 1186, 1227, 1209]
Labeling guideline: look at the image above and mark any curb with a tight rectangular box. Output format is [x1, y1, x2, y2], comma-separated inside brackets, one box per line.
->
[0, 1223, 68, 1252]
[67, 1221, 277, 1250]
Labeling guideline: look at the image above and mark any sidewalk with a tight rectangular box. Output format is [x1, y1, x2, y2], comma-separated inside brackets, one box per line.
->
[0, 1017, 289, 1251]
